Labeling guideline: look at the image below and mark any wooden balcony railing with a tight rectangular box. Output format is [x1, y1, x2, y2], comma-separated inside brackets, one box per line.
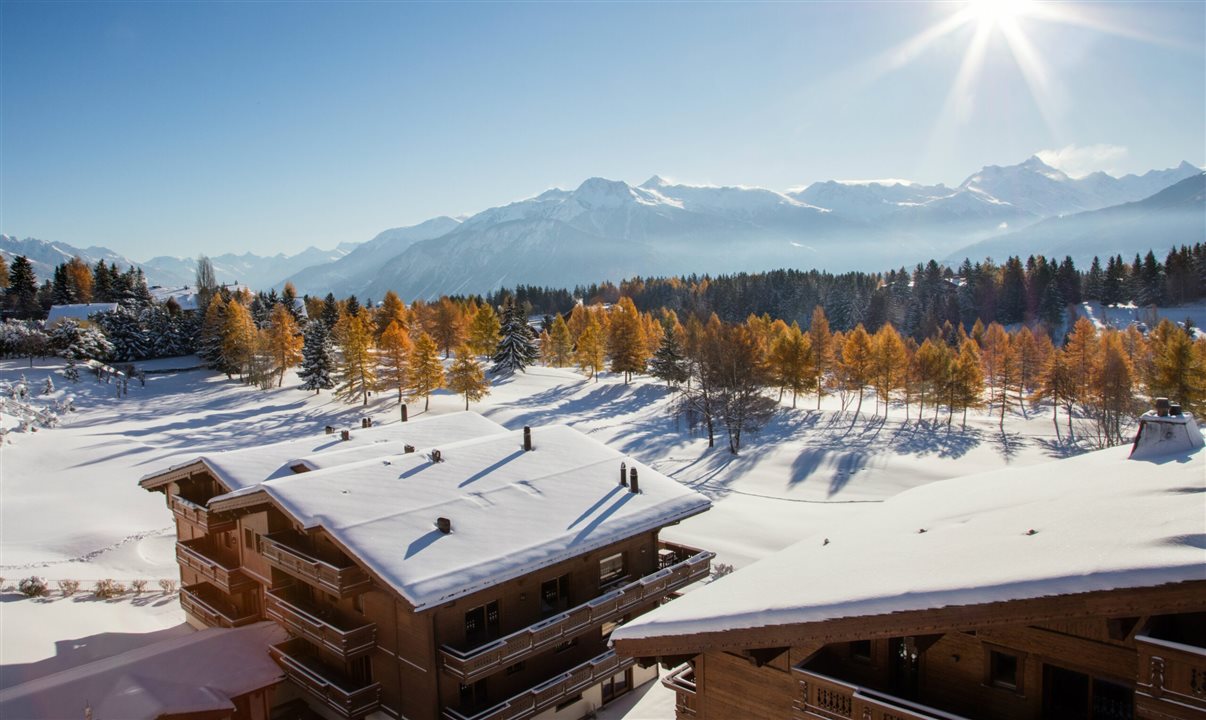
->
[266, 587, 376, 659]
[1136, 634, 1206, 719]
[662, 663, 699, 717]
[168, 492, 236, 533]
[260, 531, 371, 598]
[440, 550, 714, 682]
[269, 638, 382, 719]
[180, 583, 258, 628]
[792, 668, 968, 720]
[176, 539, 254, 594]
[443, 649, 635, 720]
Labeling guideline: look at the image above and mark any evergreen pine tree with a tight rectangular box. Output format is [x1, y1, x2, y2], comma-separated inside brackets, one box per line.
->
[321, 293, 340, 329]
[298, 319, 337, 394]
[491, 298, 538, 375]
[446, 346, 490, 410]
[650, 328, 691, 388]
[1084, 256, 1104, 302]
[5, 256, 39, 319]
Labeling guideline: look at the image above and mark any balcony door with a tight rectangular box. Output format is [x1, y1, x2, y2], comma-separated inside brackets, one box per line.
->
[541, 574, 571, 617]
[1042, 664, 1133, 720]
[465, 600, 500, 647]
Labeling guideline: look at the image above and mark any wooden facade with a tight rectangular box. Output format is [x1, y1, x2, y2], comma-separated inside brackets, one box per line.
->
[146, 460, 712, 720]
[617, 583, 1206, 720]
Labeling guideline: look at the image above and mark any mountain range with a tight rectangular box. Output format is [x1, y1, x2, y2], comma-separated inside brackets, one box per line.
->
[3, 156, 1201, 299]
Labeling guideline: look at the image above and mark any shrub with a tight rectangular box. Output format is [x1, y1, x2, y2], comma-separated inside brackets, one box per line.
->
[18, 576, 49, 597]
[158, 578, 178, 594]
[131, 579, 148, 595]
[93, 579, 126, 599]
[711, 563, 735, 579]
[57, 579, 81, 596]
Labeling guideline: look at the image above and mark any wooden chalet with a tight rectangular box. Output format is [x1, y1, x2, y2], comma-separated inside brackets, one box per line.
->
[139, 412, 713, 720]
[612, 404, 1206, 720]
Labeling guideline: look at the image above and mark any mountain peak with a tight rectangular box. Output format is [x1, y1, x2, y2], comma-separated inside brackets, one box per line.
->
[572, 177, 636, 207]
[640, 175, 670, 189]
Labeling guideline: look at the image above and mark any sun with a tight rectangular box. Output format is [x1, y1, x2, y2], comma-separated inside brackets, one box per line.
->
[966, 0, 1036, 28]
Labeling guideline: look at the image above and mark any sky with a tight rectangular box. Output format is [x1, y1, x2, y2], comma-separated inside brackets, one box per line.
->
[1, 1, 1203, 260]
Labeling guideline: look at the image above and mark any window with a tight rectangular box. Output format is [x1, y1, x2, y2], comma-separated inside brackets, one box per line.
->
[990, 650, 1020, 690]
[849, 640, 872, 662]
[459, 679, 488, 710]
[465, 600, 500, 645]
[541, 574, 571, 617]
[243, 528, 255, 549]
[601, 670, 631, 704]
[599, 552, 625, 587]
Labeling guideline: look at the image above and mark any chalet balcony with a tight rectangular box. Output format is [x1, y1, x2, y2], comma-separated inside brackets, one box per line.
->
[1135, 634, 1206, 719]
[260, 531, 371, 598]
[176, 538, 254, 594]
[269, 638, 381, 719]
[180, 583, 258, 628]
[792, 667, 968, 720]
[662, 663, 698, 717]
[440, 549, 714, 682]
[265, 586, 376, 660]
[443, 649, 635, 720]
[168, 491, 236, 533]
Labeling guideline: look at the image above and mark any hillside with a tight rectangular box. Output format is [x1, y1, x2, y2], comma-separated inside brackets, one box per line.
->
[949, 173, 1206, 265]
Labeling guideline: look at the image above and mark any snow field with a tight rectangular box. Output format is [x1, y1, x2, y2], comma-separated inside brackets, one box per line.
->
[1, 354, 1094, 706]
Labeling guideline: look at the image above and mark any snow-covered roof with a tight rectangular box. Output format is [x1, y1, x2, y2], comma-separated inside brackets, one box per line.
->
[0, 622, 286, 720]
[613, 430, 1205, 646]
[140, 411, 506, 492]
[45, 303, 118, 323]
[232, 424, 711, 609]
[148, 286, 200, 311]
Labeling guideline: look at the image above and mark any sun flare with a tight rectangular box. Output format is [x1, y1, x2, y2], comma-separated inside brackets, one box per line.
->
[966, 0, 1036, 28]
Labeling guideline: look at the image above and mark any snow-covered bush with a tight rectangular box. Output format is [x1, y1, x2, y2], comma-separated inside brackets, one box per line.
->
[18, 576, 49, 597]
[711, 563, 735, 579]
[57, 579, 81, 596]
[131, 579, 148, 595]
[42, 376, 54, 395]
[158, 578, 178, 594]
[93, 578, 126, 599]
[49, 319, 113, 362]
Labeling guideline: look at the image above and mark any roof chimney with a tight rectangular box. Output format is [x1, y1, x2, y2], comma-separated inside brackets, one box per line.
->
[1155, 397, 1170, 417]
[431, 449, 442, 463]
[620, 462, 628, 487]
[436, 517, 451, 534]
[403, 444, 415, 453]
[523, 426, 532, 451]
[401, 403, 408, 422]
[340, 429, 351, 441]
[629, 467, 639, 494]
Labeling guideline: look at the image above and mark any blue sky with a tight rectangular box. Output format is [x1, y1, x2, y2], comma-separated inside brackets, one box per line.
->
[1, 1, 1202, 259]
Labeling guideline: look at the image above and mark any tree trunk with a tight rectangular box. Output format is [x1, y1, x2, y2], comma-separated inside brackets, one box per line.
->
[791, 390, 797, 409]
[425, 394, 431, 411]
[854, 387, 863, 419]
[706, 416, 714, 447]
[465, 394, 469, 411]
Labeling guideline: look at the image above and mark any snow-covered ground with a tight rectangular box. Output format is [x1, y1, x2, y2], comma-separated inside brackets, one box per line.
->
[1, 353, 1094, 709]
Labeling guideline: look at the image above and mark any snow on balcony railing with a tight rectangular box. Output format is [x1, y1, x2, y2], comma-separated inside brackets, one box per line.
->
[440, 550, 713, 682]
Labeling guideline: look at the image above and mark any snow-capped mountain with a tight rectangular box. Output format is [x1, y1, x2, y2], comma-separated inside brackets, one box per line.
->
[283, 216, 462, 297]
[142, 244, 359, 290]
[958, 156, 1201, 217]
[949, 172, 1205, 266]
[357, 176, 866, 300]
[0, 235, 142, 282]
[9, 156, 1200, 300]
